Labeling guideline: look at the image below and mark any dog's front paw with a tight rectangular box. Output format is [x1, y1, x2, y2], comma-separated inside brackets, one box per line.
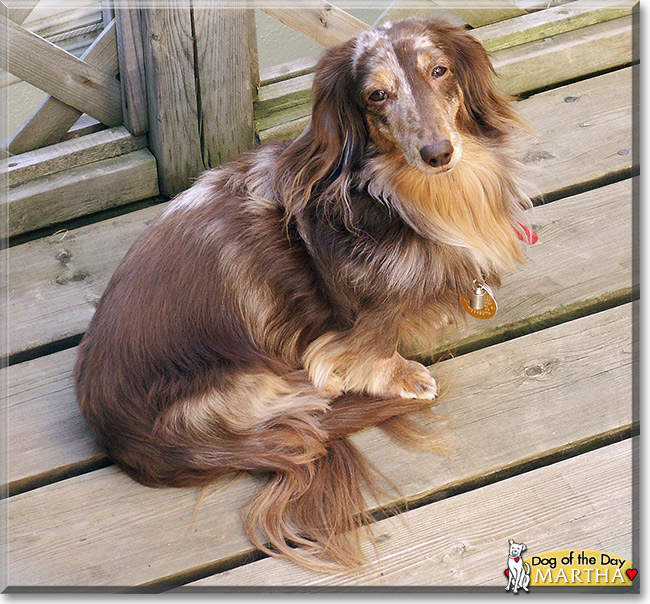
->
[386, 359, 438, 400]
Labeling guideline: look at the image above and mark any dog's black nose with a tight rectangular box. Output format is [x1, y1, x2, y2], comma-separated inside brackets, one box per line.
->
[420, 141, 453, 167]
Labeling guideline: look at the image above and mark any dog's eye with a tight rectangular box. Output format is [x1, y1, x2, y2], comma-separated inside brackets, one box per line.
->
[368, 90, 388, 103]
[431, 66, 448, 79]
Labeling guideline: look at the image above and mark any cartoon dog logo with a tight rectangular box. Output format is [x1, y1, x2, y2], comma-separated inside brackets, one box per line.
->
[505, 539, 531, 594]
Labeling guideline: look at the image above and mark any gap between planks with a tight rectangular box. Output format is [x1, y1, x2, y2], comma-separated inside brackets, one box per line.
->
[6, 302, 636, 587]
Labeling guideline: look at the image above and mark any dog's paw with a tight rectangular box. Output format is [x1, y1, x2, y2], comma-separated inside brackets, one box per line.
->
[387, 360, 438, 400]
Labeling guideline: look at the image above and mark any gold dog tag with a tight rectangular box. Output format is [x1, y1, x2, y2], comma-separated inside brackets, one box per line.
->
[460, 283, 497, 319]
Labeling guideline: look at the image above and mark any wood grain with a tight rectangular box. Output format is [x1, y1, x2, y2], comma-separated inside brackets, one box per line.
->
[115, 4, 149, 136]
[140, 8, 203, 197]
[2, 126, 146, 187]
[191, 438, 636, 587]
[473, 0, 636, 52]
[5, 148, 159, 237]
[8, 20, 120, 155]
[6, 347, 105, 495]
[494, 16, 635, 97]
[6, 304, 636, 586]
[260, 1, 367, 48]
[0, 14, 122, 127]
[193, 6, 256, 168]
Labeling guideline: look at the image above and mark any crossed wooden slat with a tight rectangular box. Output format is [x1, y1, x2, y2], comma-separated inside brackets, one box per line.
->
[1, 2, 121, 154]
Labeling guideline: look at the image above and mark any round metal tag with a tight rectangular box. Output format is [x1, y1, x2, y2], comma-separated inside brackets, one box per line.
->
[460, 287, 497, 319]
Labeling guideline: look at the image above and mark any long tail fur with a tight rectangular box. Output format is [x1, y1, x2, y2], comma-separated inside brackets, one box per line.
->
[225, 394, 441, 570]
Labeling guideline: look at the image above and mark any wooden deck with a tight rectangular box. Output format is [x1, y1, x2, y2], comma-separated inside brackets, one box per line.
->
[3, 4, 639, 592]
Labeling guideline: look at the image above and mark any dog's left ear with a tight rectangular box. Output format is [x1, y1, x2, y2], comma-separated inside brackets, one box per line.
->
[521, 544, 527, 552]
[426, 20, 518, 139]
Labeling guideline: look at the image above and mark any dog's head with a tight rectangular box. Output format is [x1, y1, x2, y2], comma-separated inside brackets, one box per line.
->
[509, 539, 527, 558]
[309, 17, 517, 179]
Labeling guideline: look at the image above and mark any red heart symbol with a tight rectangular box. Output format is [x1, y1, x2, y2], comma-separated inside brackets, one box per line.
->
[626, 568, 638, 581]
[515, 557, 520, 562]
[504, 569, 509, 577]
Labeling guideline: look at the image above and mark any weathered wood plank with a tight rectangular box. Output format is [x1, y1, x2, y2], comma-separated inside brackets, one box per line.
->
[5, 69, 635, 359]
[494, 15, 635, 97]
[6, 347, 105, 495]
[474, 0, 636, 52]
[0, 14, 122, 127]
[518, 67, 634, 198]
[258, 17, 634, 142]
[5, 148, 159, 238]
[139, 6, 257, 196]
[256, 72, 313, 120]
[7, 202, 163, 360]
[260, 1, 367, 48]
[433, 0, 526, 27]
[115, 5, 149, 136]
[6, 304, 636, 586]
[8, 19, 120, 155]
[2, 126, 146, 187]
[191, 438, 637, 587]
[139, 7, 202, 197]
[4, 176, 634, 498]
[260, 54, 320, 88]
[193, 7, 257, 168]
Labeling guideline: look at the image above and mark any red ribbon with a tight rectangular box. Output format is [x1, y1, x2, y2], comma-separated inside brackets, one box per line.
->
[516, 222, 538, 245]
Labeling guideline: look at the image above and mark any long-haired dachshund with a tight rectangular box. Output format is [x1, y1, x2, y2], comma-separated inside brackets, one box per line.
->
[75, 17, 531, 570]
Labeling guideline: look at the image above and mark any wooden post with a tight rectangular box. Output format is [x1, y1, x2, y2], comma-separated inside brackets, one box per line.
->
[115, 4, 149, 136]
[139, 3, 257, 197]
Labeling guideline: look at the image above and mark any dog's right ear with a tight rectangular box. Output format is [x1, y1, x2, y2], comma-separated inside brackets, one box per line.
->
[309, 40, 368, 193]
[274, 39, 368, 226]
[509, 539, 514, 545]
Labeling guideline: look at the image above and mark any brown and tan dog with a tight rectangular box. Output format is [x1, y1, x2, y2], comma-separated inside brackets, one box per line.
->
[75, 17, 531, 571]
